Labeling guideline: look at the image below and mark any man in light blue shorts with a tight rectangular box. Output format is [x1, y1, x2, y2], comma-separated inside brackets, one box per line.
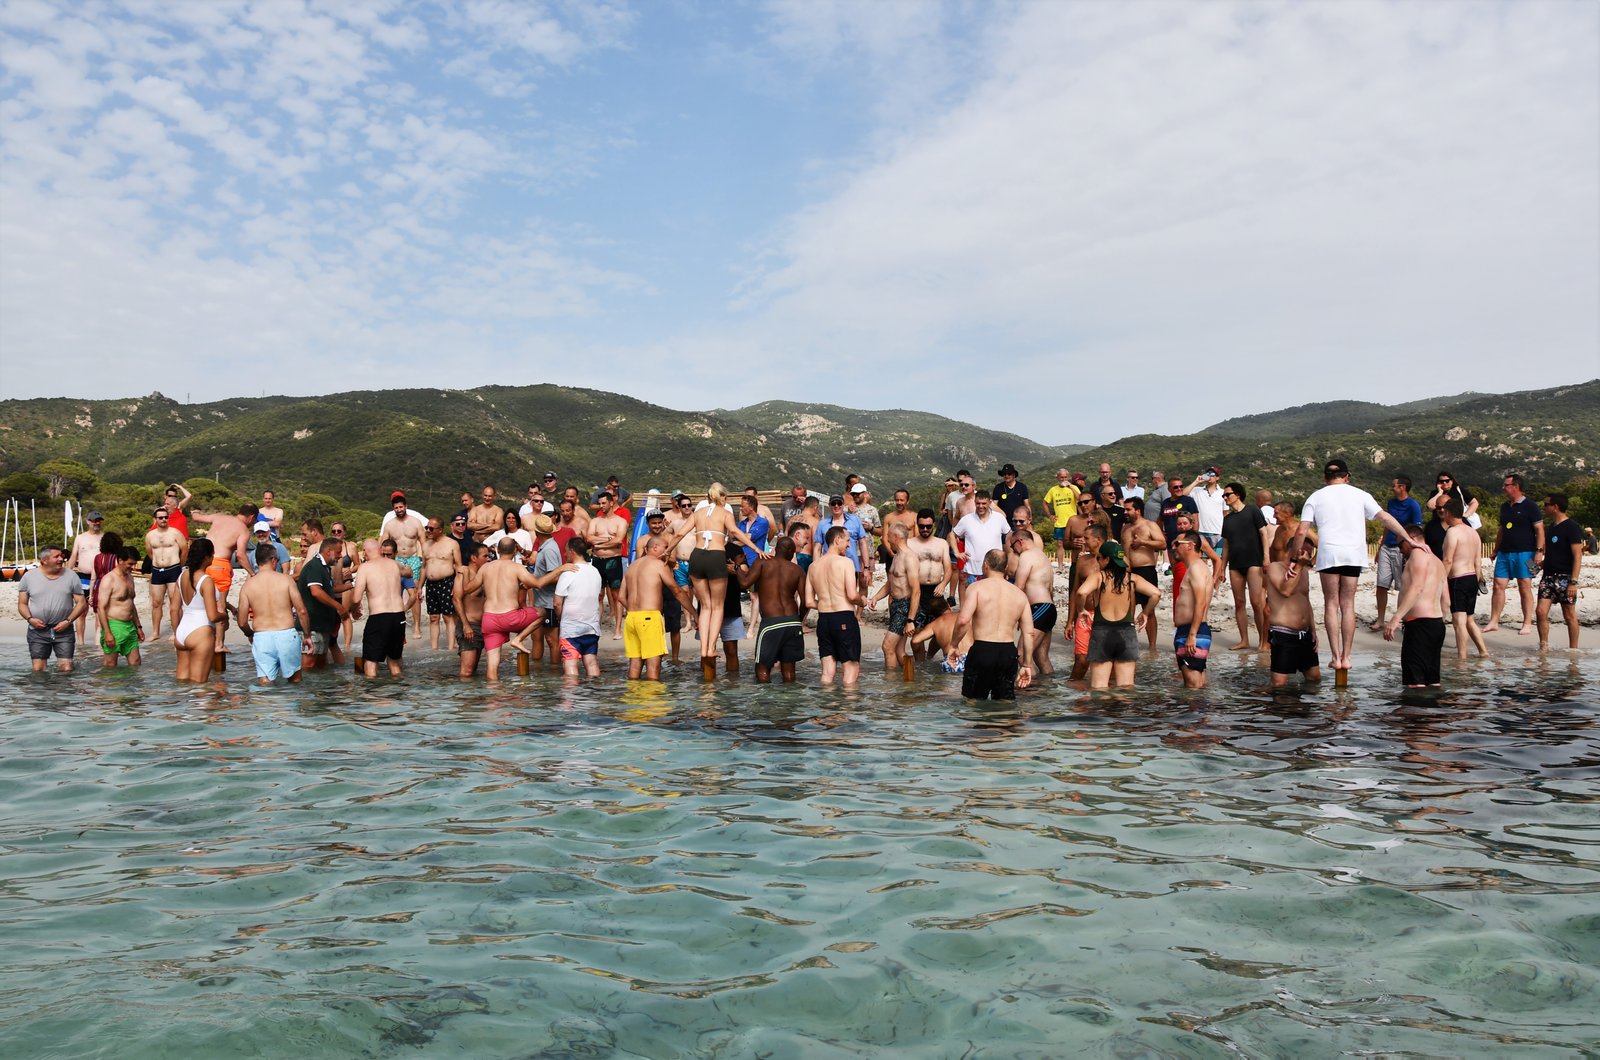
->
[238, 544, 312, 685]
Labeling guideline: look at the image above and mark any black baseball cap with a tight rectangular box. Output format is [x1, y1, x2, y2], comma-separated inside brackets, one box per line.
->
[1324, 458, 1348, 477]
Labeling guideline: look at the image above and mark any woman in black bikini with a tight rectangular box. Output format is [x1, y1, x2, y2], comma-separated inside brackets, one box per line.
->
[1074, 541, 1161, 689]
[686, 483, 757, 662]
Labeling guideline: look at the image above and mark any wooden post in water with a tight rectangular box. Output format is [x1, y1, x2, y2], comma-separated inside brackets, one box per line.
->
[517, 652, 530, 676]
[702, 657, 717, 682]
[354, 655, 364, 674]
[1335, 668, 1349, 688]
[211, 651, 225, 673]
[902, 655, 915, 681]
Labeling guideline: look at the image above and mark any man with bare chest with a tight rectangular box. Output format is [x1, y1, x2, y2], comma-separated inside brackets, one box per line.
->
[806, 526, 863, 686]
[1265, 547, 1321, 688]
[586, 492, 630, 638]
[190, 502, 257, 650]
[868, 524, 917, 671]
[955, 549, 1035, 700]
[352, 539, 410, 678]
[420, 518, 463, 651]
[1121, 497, 1166, 650]
[96, 547, 144, 668]
[238, 545, 312, 684]
[145, 506, 188, 639]
[1440, 498, 1490, 660]
[620, 535, 693, 680]
[1010, 529, 1056, 676]
[1383, 524, 1445, 687]
[466, 486, 505, 541]
[477, 538, 548, 681]
[739, 536, 808, 683]
[901, 510, 952, 648]
[452, 543, 490, 678]
[383, 493, 428, 636]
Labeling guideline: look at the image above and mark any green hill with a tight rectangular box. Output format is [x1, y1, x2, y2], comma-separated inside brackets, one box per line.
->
[1200, 391, 1488, 439]
[1028, 379, 1599, 501]
[0, 386, 1084, 512]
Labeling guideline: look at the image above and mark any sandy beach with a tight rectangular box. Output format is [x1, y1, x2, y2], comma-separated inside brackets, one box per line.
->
[1, 557, 1593, 672]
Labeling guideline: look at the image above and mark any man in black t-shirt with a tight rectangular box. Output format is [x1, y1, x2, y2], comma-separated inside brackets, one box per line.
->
[297, 538, 347, 669]
[992, 463, 1031, 522]
[1162, 477, 1200, 565]
[1488, 473, 1544, 634]
[1536, 493, 1582, 651]
[1219, 481, 1272, 650]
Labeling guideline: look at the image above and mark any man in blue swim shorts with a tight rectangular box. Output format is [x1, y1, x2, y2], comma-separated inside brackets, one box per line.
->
[237, 544, 312, 684]
[1171, 532, 1214, 688]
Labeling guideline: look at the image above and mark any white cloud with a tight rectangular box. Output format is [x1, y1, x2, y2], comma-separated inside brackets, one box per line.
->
[732, 0, 1600, 439]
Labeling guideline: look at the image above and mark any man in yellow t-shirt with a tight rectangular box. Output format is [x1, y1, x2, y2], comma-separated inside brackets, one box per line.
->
[1042, 469, 1081, 573]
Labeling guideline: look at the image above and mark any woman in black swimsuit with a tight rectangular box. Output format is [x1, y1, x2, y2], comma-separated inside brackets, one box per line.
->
[685, 483, 757, 662]
[1074, 541, 1161, 689]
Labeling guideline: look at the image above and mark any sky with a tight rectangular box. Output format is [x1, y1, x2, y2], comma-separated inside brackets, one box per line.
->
[1, 0, 1596, 446]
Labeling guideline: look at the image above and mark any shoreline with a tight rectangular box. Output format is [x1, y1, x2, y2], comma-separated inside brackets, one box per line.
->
[1, 559, 1592, 673]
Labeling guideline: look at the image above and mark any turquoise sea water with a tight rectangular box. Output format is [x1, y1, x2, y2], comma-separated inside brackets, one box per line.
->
[1, 642, 1596, 1057]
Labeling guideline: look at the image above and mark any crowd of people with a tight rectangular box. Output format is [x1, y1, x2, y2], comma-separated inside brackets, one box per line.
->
[16, 461, 1589, 697]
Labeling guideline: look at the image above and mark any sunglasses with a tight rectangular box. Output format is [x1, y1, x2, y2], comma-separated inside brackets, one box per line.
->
[154, 513, 168, 519]
[1012, 520, 1028, 527]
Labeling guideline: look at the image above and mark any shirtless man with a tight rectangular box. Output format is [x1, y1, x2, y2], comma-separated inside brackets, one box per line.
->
[1010, 529, 1056, 676]
[561, 487, 591, 535]
[383, 493, 428, 637]
[1171, 532, 1215, 688]
[954, 549, 1035, 700]
[96, 547, 144, 668]
[805, 526, 863, 686]
[1064, 492, 1109, 603]
[587, 492, 630, 638]
[902, 509, 953, 657]
[1121, 497, 1166, 650]
[1270, 501, 1311, 562]
[882, 489, 917, 564]
[466, 486, 505, 541]
[351, 538, 409, 678]
[739, 536, 808, 683]
[477, 538, 547, 681]
[451, 543, 489, 678]
[144, 506, 188, 639]
[619, 534, 694, 680]
[1439, 497, 1490, 660]
[420, 517, 463, 651]
[1265, 544, 1321, 688]
[189, 502, 256, 650]
[238, 544, 312, 685]
[1068, 525, 1109, 681]
[909, 597, 964, 671]
[66, 511, 104, 640]
[1383, 525, 1446, 688]
[867, 524, 917, 671]
[259, 490, 285, 539]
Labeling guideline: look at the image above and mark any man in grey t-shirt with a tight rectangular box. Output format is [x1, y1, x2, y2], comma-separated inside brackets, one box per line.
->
[18, 545, 88, 672]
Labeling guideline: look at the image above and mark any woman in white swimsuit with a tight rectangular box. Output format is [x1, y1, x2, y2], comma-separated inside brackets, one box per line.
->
[171, 538, 222, 682]
[686, 483, 756, 663]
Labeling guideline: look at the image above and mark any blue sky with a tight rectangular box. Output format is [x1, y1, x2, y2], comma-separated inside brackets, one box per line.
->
[2, 0, 1596, 445]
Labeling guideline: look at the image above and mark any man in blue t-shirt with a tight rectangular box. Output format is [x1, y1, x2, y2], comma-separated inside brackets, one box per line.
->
[1488, 473, 1544, 634]
[1372, 474, 1425, 630]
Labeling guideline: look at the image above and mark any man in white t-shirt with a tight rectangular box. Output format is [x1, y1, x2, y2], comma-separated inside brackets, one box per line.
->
[555, 538, 604, 679]
[1190, 467, 1226, 553]
[1288, 458, 1410, 672]
[950, 489, 1009, 601]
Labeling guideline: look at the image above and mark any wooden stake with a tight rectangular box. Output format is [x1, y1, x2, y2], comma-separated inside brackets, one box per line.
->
[517, 653, 530, 676]
[211, 651, 225, 673]
[354, 654, 364, 674]
[702, 658, 717, 682]
[902, 656, 915, 681]
[1335, 668, 1349, 688]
